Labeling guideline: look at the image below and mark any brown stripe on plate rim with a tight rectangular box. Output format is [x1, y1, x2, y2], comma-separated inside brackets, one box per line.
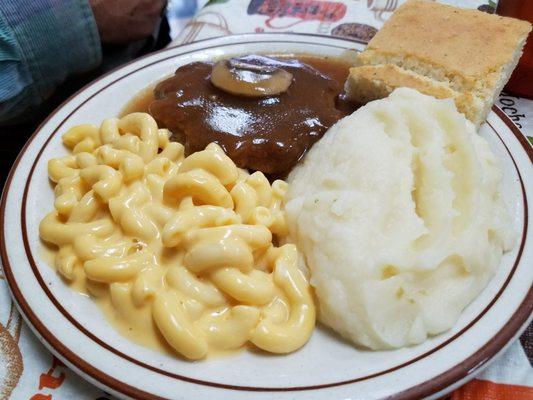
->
[0, 35, 531, 399]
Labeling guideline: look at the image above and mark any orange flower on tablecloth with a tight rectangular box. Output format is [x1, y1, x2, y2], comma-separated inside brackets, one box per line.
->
[452, 379, 533, 400]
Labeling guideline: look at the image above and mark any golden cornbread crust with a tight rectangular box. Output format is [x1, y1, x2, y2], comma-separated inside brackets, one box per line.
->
[347, 0, 532, 127]
[346, 64, 479, 122]
[367, 0, 530, 77]
[348, 65, 457, 99]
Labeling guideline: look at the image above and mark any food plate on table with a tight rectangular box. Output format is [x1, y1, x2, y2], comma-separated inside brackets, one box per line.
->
[1, 28, 532, 400]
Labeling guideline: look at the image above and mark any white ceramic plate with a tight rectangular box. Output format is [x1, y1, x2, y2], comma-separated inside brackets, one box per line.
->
[1, 34, 532, 400]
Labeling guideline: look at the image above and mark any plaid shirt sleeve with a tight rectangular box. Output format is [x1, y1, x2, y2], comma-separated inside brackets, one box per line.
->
[0, 0, 102, 123]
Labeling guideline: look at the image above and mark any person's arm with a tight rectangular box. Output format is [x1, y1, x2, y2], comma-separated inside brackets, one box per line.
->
[0, 0, 102, 124]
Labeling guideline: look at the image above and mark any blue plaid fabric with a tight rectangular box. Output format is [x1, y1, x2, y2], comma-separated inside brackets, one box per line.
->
[0, 0, 101, 123]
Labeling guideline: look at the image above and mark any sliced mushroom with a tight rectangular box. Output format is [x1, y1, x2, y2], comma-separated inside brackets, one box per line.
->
[210, 56, 293, 97]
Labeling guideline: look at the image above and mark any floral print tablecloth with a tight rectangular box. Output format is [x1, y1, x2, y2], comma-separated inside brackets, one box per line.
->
[1, 1, 532, 399]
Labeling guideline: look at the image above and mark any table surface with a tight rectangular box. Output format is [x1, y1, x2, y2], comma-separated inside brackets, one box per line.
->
[1, 0, 532, 399]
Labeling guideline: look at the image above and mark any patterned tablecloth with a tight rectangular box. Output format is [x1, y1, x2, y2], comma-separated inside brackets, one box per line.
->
[1, 1, 532, 399]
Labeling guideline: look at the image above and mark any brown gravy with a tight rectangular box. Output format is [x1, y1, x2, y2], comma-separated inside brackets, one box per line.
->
[121, 55, 356, 175]
[122, 56, 352, 115]
[122, 85, 155, 116]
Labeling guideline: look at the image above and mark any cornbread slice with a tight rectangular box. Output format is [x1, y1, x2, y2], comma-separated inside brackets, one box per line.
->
[345, 0, 532, 127]
[346, 65, 483, 123]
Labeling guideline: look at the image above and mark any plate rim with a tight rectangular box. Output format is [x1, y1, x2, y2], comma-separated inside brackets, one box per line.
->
[1, 33, 532, 400]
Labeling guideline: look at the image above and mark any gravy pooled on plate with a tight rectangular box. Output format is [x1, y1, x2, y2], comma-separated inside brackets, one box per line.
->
[149, 55, 350, 175]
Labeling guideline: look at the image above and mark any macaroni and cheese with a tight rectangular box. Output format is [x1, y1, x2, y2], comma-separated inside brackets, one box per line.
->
[40, 112, 316, 360]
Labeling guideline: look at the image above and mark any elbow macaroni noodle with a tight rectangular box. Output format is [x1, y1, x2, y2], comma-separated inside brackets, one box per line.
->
[39, 112, 315, 360]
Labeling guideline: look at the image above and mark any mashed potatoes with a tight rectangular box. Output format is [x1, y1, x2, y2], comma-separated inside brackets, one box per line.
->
[285, 88, 514, 350]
